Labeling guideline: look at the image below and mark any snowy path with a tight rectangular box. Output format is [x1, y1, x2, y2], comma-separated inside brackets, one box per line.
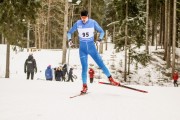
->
[0, 78, 180, 120]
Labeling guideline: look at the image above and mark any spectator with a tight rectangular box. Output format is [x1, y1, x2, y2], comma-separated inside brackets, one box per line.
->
[62, 64, 68, 75]
[56, 67, 63, 81]
[172, 70, 179, 87]
[54, 67, 57, 81]
[62, 64, 68, 81]
[24, 54, 37, 80]
[67, 68, 74, 82]
[89, 68, 95, 83]
[45, 65, 53, 81]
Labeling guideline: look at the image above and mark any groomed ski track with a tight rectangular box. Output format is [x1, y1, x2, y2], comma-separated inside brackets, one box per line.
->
[0, 78, 180, 120]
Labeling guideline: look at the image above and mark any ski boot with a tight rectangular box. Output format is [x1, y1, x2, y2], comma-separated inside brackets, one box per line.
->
[81, 84, 88, 94]
[108, 76, 120, 86]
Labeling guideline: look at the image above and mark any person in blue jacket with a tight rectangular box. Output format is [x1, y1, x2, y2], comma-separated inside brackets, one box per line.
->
[67, 10, 120, 94]
[45, 65, 53, 81]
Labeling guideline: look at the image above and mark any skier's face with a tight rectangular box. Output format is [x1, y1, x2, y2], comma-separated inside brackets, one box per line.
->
[81, 16, 88, 23]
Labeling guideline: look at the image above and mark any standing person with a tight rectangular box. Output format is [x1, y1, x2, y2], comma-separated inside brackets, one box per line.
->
[172, 70, 179, 87]
[67, 68, 74, 82]
[54, 67, 58, 81]
[45, 65, 53, 81]
[56, 67, 63, 81]
[24, 54, 37, 80]
[62, 64, 68, 81]
[67, 10, 120, 94]
[89, 68, 94, 83]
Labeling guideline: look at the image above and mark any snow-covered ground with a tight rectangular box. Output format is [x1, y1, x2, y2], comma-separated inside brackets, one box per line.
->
[0, 44, 180, 120]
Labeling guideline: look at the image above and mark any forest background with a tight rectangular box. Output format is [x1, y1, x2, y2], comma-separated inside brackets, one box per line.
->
[0, 0, 180, 82]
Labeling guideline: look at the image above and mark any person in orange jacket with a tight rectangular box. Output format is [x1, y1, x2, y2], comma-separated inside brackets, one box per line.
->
[172, 70, 179, 87]
[89, 68, 95, 83]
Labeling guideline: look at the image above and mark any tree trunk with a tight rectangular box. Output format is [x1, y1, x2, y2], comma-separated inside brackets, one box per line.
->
[172, 0, 177, 76]
[62, 0, 68, 64]
[27, 21, 30, 52]
[37, 19, 42, 49]
[159, 3, 164, 48]
[154, 0, 158, 50]
[164, 0, 168, 61]
[5, 43, 10, 78]
[88, 0, 91, 18]
[124, 0, 128, 82]
[166, 0, 171, 68]
[105, 30, 108, 50]
[146, 0, 149, 54]
[152, 16, 155, 46]
[34, 24, 37, 48]
[46, 0, 51, 49]
[99, 43, 103, 54]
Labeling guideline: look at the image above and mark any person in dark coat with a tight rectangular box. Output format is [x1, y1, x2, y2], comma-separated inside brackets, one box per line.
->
[62, 64, 68, 75]
[54, 67, 58, 81]
[56, 67, 63, 81]
[89, 68, 95, 83]
[172, 70, 179, 87]
[24, 54, 37, 80]
[67, 68, 74, 82]
[45, 65, 53, 81]
[62, 64, 68, 81]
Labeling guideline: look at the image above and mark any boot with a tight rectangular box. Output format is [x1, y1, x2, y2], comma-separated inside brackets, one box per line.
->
[108, 76, 120, 86]
[81, 84, 88, 94]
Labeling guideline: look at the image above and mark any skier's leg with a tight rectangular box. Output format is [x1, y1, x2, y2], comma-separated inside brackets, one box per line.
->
[88, 42, 119, 86]
[79, 42, 89, 93]
[88, 44, 110, 77]
[80, 54, 88, 84]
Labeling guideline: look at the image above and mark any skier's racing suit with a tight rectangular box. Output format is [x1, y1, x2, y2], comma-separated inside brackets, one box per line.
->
[67, 19, 111, 84]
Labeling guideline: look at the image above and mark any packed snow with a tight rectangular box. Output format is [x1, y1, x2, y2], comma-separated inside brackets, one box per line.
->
[0, 43, 180, 120]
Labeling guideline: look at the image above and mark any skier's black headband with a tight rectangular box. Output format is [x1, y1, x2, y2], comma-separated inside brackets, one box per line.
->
[81, 10, 88, 16]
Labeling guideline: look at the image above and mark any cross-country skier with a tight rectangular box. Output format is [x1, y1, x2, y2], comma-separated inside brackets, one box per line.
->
[67, 10, 120, 94]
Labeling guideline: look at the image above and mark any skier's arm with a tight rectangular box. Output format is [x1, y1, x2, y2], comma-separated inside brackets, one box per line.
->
[67, 22, 78, 41]
[94, 20, 104, 40]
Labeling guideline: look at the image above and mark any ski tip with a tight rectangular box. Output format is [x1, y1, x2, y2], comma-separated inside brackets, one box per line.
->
[140, 90, 148, 93]
[144, 91, 148, 93]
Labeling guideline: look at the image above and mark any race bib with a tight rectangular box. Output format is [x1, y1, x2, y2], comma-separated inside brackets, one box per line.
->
[78, 28, 94, 39]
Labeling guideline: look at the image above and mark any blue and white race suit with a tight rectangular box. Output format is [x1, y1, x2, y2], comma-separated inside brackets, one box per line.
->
[67, 19, 111, 84]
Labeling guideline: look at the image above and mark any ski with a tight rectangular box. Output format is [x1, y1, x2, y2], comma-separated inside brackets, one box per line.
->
[70, 92, 89, 98]
[99, 82, 148, 93]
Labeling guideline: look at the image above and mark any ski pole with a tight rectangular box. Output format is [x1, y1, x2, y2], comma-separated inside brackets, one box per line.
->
[67, 44, 71, 71]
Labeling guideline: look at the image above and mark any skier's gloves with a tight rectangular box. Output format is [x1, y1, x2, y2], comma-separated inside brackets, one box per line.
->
[68, 39, 73, 47]
[24, 69, 26, 73]
[96, 39, 102, 46]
